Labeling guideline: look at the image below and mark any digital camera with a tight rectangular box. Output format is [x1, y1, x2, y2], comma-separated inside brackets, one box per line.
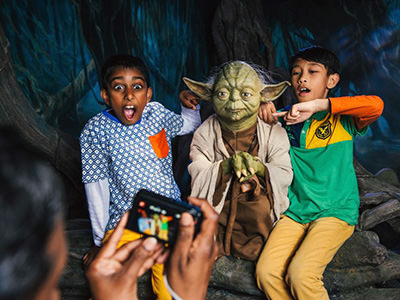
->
[126, 189, 203, 246]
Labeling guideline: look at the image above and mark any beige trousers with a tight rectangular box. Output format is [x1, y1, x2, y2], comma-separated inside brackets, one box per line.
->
[256, 215, 354, 300]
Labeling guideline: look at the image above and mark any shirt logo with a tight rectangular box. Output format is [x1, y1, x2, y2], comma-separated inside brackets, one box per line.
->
[315, 121, 332, 140]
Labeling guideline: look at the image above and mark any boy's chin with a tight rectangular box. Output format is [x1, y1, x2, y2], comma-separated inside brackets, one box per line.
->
[122, 118, 139, 125]
[297, 97, 313, 103]
[296, 95, 321, 103]
[121, 112, 143, 125]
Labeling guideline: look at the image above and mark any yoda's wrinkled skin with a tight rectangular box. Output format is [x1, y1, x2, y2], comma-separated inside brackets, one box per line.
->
[183, 61, 290, 183]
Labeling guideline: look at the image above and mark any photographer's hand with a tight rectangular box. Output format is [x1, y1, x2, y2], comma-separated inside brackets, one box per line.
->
[85, 213, 164, 300]
[166, 197, 219, 300]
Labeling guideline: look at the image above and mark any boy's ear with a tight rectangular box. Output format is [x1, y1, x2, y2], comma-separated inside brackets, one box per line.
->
[146, 87, 152, 103]
[260, 81, 291, 103]
[327, 73, 340, 89]
[182, 77, 212, 101]
[100, 89, 110, 106]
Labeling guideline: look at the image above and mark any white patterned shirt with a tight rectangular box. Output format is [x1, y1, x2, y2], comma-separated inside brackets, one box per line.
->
[80, 101, 194, 244]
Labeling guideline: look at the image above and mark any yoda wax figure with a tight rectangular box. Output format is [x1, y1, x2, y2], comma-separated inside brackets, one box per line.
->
[184, 61, 293, 261]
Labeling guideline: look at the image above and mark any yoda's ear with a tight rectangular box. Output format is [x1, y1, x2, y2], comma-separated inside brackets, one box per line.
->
[261, 81, 291, 102]
[182, 77, 212, 101]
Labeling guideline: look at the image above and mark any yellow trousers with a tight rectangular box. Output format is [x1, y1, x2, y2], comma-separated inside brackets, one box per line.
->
[255, 215, 354, 300]
[104, 229, 172, 300]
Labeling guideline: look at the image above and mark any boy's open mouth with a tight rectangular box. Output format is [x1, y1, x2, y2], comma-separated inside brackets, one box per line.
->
[124, 105, 136, 120]
[298, 87, 310, 96]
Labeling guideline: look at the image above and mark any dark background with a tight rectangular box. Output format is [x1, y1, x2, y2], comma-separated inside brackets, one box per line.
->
[0, 0, 399, 216]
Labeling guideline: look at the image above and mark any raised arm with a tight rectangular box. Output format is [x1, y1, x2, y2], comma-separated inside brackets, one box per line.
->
[329, 95, 384, 130]
[179, 104, 201, 135]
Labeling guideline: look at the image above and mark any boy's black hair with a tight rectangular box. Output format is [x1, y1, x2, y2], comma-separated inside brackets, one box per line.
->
[290, 46, 341, 75]
[101, 54, 151, 89]
[0, 126, 64, 300]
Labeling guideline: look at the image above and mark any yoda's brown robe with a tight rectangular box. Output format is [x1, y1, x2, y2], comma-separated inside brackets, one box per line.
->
[189, 115, 293, 261]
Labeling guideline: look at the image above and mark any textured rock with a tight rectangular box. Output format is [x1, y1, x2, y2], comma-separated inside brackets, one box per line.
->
[375, 168, 400, 188]
[330, 231, 387, 267]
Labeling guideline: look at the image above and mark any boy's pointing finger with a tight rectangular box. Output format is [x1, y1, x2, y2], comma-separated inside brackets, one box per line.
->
[272, 111, 287, 117]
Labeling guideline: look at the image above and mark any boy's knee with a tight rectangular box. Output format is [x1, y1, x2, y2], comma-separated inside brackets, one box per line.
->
[285, 266, 305, 289]
[285, 262, 321, 291]
[255, 262, 278, 291]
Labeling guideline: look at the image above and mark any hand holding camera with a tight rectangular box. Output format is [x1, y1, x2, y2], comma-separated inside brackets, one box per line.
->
[85, 193, 219, 300]
[126, 189, 203, 246]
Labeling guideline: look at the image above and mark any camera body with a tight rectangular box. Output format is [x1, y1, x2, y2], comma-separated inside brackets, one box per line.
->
[126, 189, 203, 246]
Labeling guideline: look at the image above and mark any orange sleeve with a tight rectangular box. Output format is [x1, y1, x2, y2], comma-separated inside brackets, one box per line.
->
[329, 95, 384, 130]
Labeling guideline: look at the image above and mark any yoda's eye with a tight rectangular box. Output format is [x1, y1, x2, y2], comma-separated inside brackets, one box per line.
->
[218, 91, 228, 98]
[242, 92, 252, 98]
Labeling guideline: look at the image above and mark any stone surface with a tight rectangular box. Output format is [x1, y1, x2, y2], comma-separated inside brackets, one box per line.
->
[375, 168, 400, 188]
[330, 230, 387, 267]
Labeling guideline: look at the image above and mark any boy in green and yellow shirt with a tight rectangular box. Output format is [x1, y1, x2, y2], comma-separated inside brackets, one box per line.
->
[255, 46, 384, 299]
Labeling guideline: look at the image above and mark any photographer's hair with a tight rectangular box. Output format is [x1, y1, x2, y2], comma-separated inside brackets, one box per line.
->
[290, 46, 341, 75]
[0, 126, 65, 300]
[101, 54, 151, 90]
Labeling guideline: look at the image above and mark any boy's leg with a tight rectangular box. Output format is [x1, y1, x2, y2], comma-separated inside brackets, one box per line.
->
[151, 263, 172, 300]
[255, 215, 307, 300]
[285, 217, 354, 300]
[103, 228, 142, 248]
[103, 230, 172, 300]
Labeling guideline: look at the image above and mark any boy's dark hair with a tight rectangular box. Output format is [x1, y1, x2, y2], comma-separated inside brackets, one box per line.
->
[101, 54, 151, 89]
[290, 46, 341, 75]
[0, 126, 64, 300]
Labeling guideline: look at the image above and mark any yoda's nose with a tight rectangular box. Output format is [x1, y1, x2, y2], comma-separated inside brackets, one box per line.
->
[230, 89, 241, 101]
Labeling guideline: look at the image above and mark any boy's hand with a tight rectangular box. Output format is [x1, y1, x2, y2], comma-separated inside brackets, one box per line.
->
[85, 213, 165, 300]
[259, 102, 278, 125]
[273, 99, 329, 125]
[82, 245, 101, 270]
[179, 90, 200, 110]
[166, 197, 218, 300]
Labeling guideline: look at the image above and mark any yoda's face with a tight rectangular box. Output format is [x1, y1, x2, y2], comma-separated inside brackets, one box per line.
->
[183, 61, 290, 132]
[212, 62, 263, 125]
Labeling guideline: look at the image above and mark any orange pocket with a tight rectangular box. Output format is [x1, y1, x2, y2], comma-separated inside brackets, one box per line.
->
[148, 128, 169, 158]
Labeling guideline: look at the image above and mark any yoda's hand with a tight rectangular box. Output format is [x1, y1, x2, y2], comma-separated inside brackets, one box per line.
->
[231, 152, 265, 182]
[221, 157, 232, 175]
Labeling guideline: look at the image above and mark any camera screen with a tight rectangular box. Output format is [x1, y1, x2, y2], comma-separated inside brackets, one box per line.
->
[127, 199, 182, 243]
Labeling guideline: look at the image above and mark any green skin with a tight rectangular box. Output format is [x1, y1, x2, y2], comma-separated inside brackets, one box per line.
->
[183, 61, 290, 182]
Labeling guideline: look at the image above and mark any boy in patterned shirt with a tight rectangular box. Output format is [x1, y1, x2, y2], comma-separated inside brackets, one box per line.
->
[80, 54, 200, 300]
